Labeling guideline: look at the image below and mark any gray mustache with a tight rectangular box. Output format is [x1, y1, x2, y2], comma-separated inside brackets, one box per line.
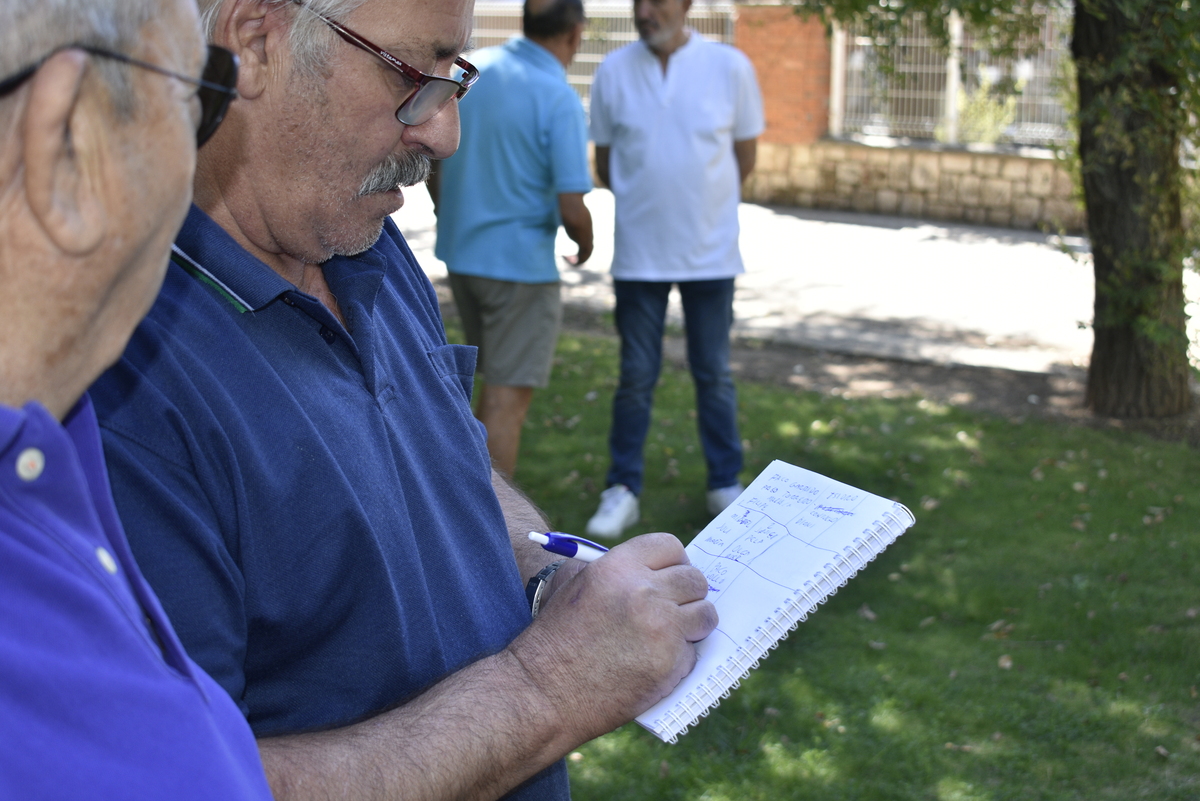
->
[359, 152, 432, 196]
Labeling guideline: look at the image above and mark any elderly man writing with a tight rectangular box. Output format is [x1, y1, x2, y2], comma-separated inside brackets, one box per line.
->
[89, 1, 717, 800]
[0, 0, 271, 796]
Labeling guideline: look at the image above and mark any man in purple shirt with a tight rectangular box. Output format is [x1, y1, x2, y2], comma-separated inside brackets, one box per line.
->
[0, 0, 271, 797]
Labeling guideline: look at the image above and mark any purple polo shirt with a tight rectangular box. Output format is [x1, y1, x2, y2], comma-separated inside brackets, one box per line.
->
[0, 397, 272, 800]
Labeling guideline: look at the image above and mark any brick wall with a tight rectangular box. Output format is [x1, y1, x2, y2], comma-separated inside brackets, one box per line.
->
[735, 5, 830, 145]
[731, 4, 1084, 232]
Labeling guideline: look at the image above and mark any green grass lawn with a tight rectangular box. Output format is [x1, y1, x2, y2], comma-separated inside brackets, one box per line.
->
[484, 326, 1200, 799]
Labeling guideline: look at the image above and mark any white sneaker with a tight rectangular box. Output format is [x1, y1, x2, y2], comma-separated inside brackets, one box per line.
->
[706, 483, 744, 515]
[585, 484, 639, 540]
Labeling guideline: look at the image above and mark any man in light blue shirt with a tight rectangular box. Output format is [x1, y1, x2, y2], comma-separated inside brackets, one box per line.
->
[432, 0, 593, 477]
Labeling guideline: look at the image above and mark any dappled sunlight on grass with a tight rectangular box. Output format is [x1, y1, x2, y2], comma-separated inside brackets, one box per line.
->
[936, 776, 993, 801]
[869, 698, 908, 733]
[494, 329, 1200, 800]
[761, 742, 840, 783]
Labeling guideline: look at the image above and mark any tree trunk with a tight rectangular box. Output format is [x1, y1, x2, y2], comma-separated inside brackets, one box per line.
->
[1073, 0, 1192, 418]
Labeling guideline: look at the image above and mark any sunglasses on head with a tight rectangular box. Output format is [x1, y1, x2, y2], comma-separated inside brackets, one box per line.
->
[0, 44, 239, 147]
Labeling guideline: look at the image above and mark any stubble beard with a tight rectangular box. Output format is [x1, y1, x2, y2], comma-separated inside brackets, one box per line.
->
[290, 69, 433, 260]
[318, 150, 433, 258]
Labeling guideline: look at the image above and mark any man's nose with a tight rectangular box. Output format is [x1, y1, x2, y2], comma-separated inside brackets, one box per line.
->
[399, 100, 461, 161]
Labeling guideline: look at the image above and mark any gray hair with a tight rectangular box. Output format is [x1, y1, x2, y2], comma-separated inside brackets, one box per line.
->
[0, 0, 160, 116]
[196, 0, 367, 78]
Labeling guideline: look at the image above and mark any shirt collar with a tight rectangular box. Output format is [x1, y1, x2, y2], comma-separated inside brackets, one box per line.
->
[173, 204, 296, 313]
[506, 35, 567, 78]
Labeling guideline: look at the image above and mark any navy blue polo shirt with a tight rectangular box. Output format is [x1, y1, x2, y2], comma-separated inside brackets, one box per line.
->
[90, 206, 569, 799]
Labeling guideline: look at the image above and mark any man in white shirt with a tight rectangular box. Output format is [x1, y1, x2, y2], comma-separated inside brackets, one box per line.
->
[586, 0, 764, 539]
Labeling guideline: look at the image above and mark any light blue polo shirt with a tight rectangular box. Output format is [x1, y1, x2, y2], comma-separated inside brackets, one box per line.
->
[436, 36, 592, 284]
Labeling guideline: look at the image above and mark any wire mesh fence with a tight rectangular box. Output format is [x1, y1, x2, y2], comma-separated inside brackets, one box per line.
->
[835, 8, 1073, 147]
[472, 1, 734, 113]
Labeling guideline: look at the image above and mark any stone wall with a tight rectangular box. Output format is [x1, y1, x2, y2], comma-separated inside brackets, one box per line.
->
[744, 139, 1087, 233]
[731, 4, 1085, 233]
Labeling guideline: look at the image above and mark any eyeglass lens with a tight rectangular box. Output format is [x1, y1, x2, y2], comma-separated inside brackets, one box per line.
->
[397, 79, 459, 126]
[395, 60, 473, 127]
[196, 45, 238, 146]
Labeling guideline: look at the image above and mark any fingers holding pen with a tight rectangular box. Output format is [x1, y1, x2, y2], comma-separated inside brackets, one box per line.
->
[511, 531, 718, 739]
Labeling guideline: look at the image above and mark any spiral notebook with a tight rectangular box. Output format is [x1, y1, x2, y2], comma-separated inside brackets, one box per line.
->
[636, 459, 915, 743]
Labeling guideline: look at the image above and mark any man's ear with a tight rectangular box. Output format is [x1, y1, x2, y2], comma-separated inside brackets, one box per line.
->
[217, 0, 297, 100]
[568, 22, 585, 56]
[22, 49, 106, 256]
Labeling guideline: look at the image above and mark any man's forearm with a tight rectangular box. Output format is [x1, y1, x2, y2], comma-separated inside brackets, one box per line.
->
[733, 138, 757, 185]
[258, 648, 569, 801]
[558, 193, 593, 265]
[257, 534, 717, 801]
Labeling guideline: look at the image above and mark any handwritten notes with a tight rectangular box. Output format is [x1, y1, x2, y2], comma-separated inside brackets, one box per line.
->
[636, 460, 914, 743]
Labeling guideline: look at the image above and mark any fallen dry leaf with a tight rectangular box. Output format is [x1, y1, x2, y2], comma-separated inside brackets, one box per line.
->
[1154, 745, 1170, 759]
[858, 604, 878, 621]
[998, 655, 1013, 670]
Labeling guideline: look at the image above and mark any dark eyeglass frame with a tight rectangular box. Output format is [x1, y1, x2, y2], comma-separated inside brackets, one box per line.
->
[0, 44, 238, 147]
[291, 0, 478, 127]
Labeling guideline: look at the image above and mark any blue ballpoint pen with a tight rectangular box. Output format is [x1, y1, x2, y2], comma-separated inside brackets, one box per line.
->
[528, 531, 610, 563]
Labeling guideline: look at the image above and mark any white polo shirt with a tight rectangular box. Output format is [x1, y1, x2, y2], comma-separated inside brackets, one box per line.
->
[590, 32, 764, 282]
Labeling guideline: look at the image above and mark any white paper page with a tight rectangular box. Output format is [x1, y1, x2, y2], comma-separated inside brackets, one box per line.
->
[636, 460, 912, 741]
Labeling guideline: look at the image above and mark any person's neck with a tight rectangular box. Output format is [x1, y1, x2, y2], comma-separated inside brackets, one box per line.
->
[0, 252, 110, 421]
[648, 27, 690, 71]
[527, 33, 575, 70]
[192, 160, 348, 326]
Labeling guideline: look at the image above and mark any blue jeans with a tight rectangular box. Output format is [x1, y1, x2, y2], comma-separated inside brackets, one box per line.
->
[606, 278, 743, 496]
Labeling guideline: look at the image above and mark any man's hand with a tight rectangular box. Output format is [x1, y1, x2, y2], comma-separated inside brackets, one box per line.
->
[508, 532, 717, 742]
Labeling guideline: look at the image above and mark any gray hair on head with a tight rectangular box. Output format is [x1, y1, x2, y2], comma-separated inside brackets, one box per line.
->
[0, 0, 160, 116]
[196, 0, 367, 78]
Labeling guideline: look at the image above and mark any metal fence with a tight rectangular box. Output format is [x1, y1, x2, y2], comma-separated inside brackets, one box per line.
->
[830, 8, 1074, 147]
[472, 1, 734, 113]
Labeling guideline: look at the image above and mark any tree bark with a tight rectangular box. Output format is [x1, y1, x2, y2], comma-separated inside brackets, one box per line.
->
[1073, 0, 1192, 418]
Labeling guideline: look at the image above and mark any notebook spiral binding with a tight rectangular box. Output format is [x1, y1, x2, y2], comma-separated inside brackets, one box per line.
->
[653, 504, 915, 743]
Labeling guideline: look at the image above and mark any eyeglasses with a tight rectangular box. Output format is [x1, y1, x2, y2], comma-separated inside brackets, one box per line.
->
[0, 44, 238, 147]
[291, 0, 478, 127]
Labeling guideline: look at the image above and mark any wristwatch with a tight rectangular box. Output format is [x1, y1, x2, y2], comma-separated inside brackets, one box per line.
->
[525, 560, 566, 618]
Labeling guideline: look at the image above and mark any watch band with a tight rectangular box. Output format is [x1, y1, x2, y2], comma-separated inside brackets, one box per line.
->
[525, 560, 566, 618]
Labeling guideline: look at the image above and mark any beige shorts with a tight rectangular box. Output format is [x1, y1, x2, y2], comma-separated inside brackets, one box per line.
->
[448, 273, 562, 388]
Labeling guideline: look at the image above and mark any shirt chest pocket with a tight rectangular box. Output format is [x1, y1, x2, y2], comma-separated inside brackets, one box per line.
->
[426, 344, 478, 404]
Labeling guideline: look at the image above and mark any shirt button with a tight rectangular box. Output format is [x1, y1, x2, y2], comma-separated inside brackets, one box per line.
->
[96, 547, 119, 575]
[320, 326, 336, 344]
[16, 448, 44, 481]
